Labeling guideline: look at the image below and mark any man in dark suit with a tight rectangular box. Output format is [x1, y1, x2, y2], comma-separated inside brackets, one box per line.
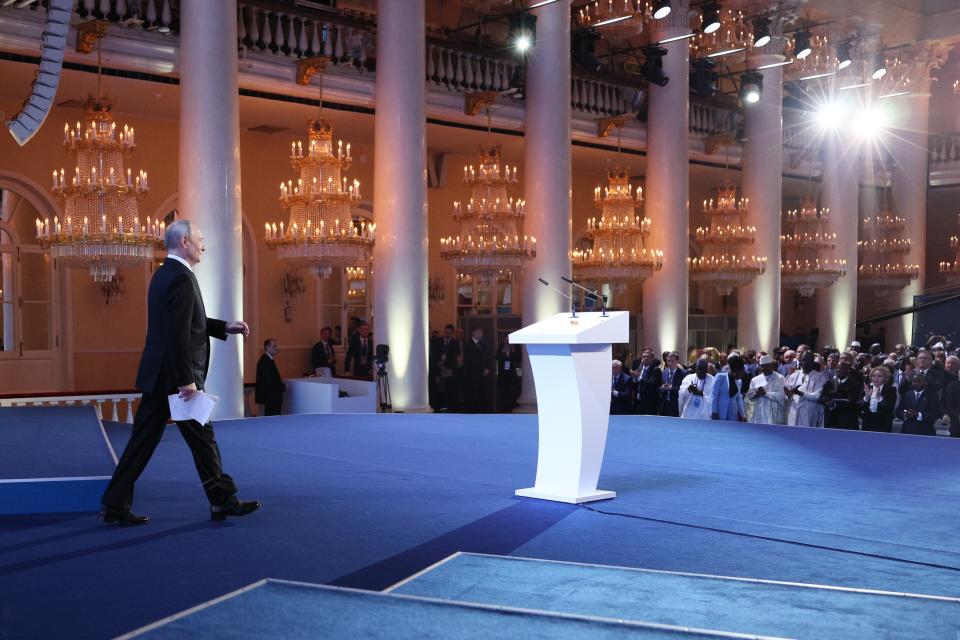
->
[100, 220, 259, 525]
[310, 326, 337, 376]
[824, 356, 861, 429]
[462, 326, 491, 413]
[436, 324, 460, 411]
[897, 372, 940, 436]
[659, 351, 686, 417]
[610, 360, 634, 415]
[630, 348, 662, 415]
[345, 322, 374, 378]
[255, 338, 285, 416]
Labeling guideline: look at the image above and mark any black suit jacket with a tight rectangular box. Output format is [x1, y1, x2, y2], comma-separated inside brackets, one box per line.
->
[135, 258, 227, 395]
[463, 339, 490, 382]
[345, 334, 373, 377]
[897, 388, 940, 435]
[310, 339, 337, 376]
[631, 363, 663, 414]
[255, 354, 285, 404]
[824, 375, 861, 429]
[611, 372, 634, 415]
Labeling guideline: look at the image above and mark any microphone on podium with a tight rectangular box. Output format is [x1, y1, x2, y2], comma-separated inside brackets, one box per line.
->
[538, 277, 577, 318]
[561, 276, 607, 317]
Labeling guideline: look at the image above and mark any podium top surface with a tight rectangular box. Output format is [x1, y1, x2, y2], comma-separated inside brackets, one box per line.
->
[509, 311, 629, 344]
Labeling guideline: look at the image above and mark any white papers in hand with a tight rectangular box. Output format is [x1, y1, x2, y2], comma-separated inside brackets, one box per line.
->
[168, 391, 219, 425]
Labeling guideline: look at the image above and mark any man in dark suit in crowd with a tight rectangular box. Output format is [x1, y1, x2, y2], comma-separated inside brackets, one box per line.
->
[659, 351, 686, 417]
[255, 338, 285, 416]
[462, 326, 491, 413]
[897, 372, 940, 436]
[611, 360, 634, 415]
[824, 355, 861, 429]
[345, 321, 374, 378]
[310, 326, 338, 376]
[630, 347, 662, 415]
[100, 220, 259, 526]
[436, 324, 461, 411]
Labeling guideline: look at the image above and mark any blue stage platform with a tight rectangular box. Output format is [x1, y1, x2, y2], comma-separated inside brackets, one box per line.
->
[0, 411, 957, 638]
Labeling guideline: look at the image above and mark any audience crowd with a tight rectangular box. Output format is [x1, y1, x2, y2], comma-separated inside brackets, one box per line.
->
[609, 338, 960, 437]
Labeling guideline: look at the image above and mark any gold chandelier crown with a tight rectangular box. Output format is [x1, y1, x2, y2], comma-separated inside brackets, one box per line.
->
[39, 90, 161, 282]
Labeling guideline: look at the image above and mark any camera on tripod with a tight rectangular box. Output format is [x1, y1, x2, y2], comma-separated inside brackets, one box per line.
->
[375, 344, 389, 372]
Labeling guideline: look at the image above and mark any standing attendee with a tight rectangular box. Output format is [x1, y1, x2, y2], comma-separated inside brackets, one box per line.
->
[824, 356, 861, 429]
[678, 359, 714, 420]
[436, 324, 460, 411]
[710, 354, 746, 422]
[858, 366, 897, 433]
[630, 348, 662, 415]
[743, 350, 760, 378]
[310, 326, 338, 377]
[345, 322, 374, 379]
[659, 352, 685, 417]
[100, 220, 259, 526]
[784, 351, 829, 427]
[462, 326, 491, 413]
[428, 328, 441, 411]
[746, 355, 787, 425]
[823, 351, 840, 381]
[610, 360, 634, 415]
[897, 372, 940, 436]
[777, 350, 798, 377]
[255, 338, 285, 416]
[495, 333, 521, 412]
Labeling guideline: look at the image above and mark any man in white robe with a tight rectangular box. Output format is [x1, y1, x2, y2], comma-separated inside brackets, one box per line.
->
[678, 359, 714, 420]
[747, 355, 787, 425]
[784, 351, 828, 427]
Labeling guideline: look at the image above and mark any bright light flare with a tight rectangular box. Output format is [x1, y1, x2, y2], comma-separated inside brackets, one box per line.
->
[852, 104, 890, 138]
[815, 102, 848, 130]
[515, 35, 532, 53]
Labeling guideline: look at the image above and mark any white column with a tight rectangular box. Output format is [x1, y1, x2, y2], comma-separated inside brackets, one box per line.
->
[816, 125, 859, 351]
[372, 0, 428, 410]
[738, 52, 783, 353]
[642, 2, 690, 356]
[180, 0, 244, 419]
[887, 91, 931, 346]
[518, 0, 572, 409]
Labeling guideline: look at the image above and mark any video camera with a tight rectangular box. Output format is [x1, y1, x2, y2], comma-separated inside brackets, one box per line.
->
[375, 344, 389, 371]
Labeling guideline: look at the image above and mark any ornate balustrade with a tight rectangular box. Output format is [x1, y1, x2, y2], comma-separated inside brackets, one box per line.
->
[0, 391, 139, 423]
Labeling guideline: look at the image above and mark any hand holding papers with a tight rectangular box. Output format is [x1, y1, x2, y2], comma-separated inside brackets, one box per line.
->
[168, 391, 219, 426]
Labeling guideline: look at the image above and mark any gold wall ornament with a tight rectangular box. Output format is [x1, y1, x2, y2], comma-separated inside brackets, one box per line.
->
[75, 20, 109, 54]
[295, 56, 329, 86]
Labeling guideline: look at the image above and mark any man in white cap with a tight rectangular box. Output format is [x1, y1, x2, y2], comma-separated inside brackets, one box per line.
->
[746, 354, 787, 425]
[849, 340, 861, 353]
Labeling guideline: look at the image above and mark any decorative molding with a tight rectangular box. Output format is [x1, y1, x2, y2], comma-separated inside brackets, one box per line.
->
[595, 116, 625, 138]
[75, 19, 109, 54]
[464, 91, 498, 116]
[295, 55, 329, 86]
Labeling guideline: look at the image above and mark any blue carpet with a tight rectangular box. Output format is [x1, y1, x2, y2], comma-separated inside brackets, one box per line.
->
[131, 579, 731, 639]
[392, 552, 960, 639]
[0, 412, 957, 638]
[0, 407, 113, 478]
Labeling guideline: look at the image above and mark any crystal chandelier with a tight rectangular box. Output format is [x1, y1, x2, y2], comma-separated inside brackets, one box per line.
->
[783, 33, 837, 81]
[689, 6, 753, 60]
[780, 197, 846, 298]
[689, 182, 765, 296]
[345, 265, 368, 301]
[858, 202, 919, 298]
[265, 58, 374, 279]
[938, 214, 960, 282]
[577, 0, 646, 44]
[572, 124, 662, 295]
[36, 32, 161, 283]
[440, 97, 535, 287]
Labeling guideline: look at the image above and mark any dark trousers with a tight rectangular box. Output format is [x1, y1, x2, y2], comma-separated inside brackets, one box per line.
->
[262, 395, 282, 416]
[101, 392, 238, 511]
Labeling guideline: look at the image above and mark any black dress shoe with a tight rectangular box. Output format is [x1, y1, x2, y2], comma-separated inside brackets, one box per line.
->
[100, 510, 150, 526]
[211, 500, 261, 521]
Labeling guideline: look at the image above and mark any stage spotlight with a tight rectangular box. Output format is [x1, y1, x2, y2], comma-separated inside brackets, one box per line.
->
[853, 104, 889, 138]
[653, 0, 672, 20]
[642, 45, 670, 87]
[572, 29, 603, 73]
[700, 1, 720, 34]
[509, 12, 536, 54]
[836, 40, 852, 70]
[815, 101, 847, 130]
[740, 71, 763, 105]
[871, 52, 887, 80]
[793, 30, 812, 59]
[752, 17, 771, 48]
[690, 58, 718, 97]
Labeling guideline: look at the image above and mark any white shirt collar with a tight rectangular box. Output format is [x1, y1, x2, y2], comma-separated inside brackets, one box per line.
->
[265, 352, 274, 360]
[166, 253, 193, 273]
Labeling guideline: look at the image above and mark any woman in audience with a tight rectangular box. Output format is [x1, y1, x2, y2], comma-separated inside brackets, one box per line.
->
[858, 366, 897, 432]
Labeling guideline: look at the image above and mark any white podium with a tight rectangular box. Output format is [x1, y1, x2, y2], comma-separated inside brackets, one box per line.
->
[510, 311, 628, 503]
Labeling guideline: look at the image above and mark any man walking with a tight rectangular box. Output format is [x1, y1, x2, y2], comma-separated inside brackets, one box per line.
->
[100, 220, 260, 525]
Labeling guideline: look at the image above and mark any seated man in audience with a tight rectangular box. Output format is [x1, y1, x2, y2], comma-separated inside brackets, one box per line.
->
[747, 355, 787, 425]
[678, 359, 714, 420]
[610, 360, 634, 415]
